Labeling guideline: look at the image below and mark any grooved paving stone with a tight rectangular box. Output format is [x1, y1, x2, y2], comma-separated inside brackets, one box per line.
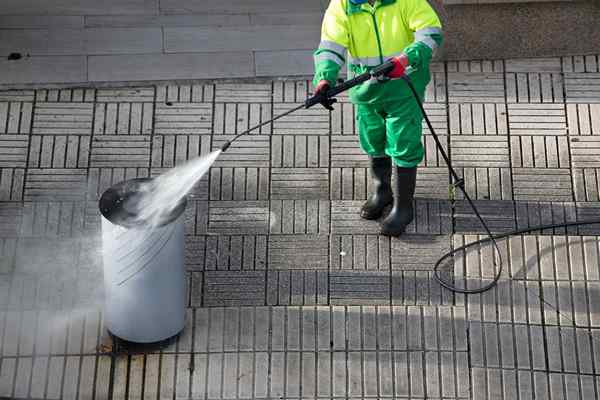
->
[93, 102, 153, 135]
[0, 102, 33, 134]
[508, 103, 567, 135]
[510, 135, 570, 168]
[457, 167, 512, 200]
[269, 200, 330, 234]
[20, 202, 85, 237]
[447, 73, 505, 103]
[566, 103, 600, 135]
[330, 135, 369, 168]
[392, 270, 453, 306]
[573, 169, 600, 201]
[213, 103, 272, 135]
[156, 84, 213, 103]
[214, 83, 271, 103]
[391, 234, 451, 270]
[575, 202, 600, 235]
[273, 80, 312, 103]
[266, 270, 328, 305]
[35, 88, 95, 103]
[0, 91, 35, 102]
[207, 201, 269, 235]
[512, 168, 573, 201]
[24, 169, 87, 201]
[272, 103, 330, 135]
[450, 135, 510, 167]
[421, 102, 449, 135]
[330, 167, 370, 201]
[565, 73, 600, 103]
[28, 135, 90, 168]
[330, 235, 390, 270]
[0, 168, 24, 201]
[190, 235, 267, 271]
[268, 235, 329, 270]
[0, 135, 29, 168]
[515, 201, 578, 235]
[447, 60, 504, 73]
[271, 135, 329, 168]
[331, 102, 356, 135]
[0, 0, 159, 15]
[329, 271, 390, 305]
[90, 135, 151, 168]
[422, 134, 450, 167]
[209, 167, 269, 201]
[0, 203, 22, 237]
[448, 103, 507, 135]
[211, 135, 270, 168]
[271, 168, 329, 199]
[562, 55, 600, 73]
[32, 102, 93, 135]
[506, 72, 564, 103]
[154, 102, 212, 135]
[151, 134, 212, 170]
[0, 238, 17, 273]
[454, 200, 516, 234]
[184, 200, 209, 235]
[0, 56, 87, 85]
[425, 62, 447, 103]
[506, 57, 562, 73]
[95, 86, 154, 102]
[570, 136, 600, 168]
[203, 271, 265, 306]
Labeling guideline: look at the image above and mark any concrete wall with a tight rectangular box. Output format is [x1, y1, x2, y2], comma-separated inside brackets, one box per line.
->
[434, 0, 600, 60]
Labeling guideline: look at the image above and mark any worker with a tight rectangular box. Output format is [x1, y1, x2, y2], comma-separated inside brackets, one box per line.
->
[312, 0, 442, 236]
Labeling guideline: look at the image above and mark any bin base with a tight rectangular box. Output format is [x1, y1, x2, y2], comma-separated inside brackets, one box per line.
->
[108, 330, 181, 354]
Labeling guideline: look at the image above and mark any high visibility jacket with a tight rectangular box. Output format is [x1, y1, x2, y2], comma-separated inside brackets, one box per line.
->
[313, 0, 442, 104]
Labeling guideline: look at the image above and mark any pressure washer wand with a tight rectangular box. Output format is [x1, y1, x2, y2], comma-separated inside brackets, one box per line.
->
[220, 60, 395, 152]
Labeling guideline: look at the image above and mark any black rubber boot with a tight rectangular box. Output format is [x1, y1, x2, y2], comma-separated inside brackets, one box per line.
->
[381, 166, 417, 236]
[360, 157, 393, 220]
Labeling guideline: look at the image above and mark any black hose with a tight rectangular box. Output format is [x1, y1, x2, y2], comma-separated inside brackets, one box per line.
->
[401, 75, 600, 294]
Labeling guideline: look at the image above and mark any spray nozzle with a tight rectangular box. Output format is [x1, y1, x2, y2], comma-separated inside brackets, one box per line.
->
[220, 141, 232, 152]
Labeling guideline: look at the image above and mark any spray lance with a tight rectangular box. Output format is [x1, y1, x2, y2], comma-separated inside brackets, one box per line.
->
[216, 60, 600, 298]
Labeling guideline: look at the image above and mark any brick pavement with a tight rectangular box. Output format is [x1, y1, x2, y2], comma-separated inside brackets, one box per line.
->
[0, 56, 600, 399]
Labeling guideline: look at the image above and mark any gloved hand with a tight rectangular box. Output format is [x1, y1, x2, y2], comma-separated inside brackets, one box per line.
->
[388, 54, 409, 78]
[312, 80, 336, 111]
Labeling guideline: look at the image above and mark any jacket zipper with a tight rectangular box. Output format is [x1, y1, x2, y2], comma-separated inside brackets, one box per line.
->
[370, 10, 384, 64]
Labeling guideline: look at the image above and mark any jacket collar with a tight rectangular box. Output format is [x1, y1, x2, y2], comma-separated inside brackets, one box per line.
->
[346, 0, 395, 15]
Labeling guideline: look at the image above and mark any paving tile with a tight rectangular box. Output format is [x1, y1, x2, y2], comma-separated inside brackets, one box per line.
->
[0, 238, 17, 274]
[457, 167, 512, 200]
[151, 134, 211, 169]
[19, 202, 85, 237]
[273, 80, 313, 104]
[213, 103, 272, 135]
[86, 166, 149, 200]
[184, 200, 208, 235]
[266, 270, 328, 305]
[268, 235, 329, 270]
[566, 103, 600, 135]
[269, 199, 330, 234]
[202, 271, 266, 307]
[425, 62, 447, 104]
[209, 167, 269, 201]
[508, 103, 567, 135]
[573, 168, 600, 201]
[510, 135, 570, 168]
[575, 202, 600, 235]
[0, 135, 29, 168]
[506, 57, 562, 73]
[0, 168, 24, 201]
[207, 200, 269, 235]
[515, 201, 578, 235]
[447, 59, 504, 73]
[93, 102, 153, 135]
[158, 84, 214, 103]
[562, 55, 600, 73]
[565, 72, 600, 103]
[454, 200, 516, 233]
[448, 103, 507, 135]
[89, 52, 253, 82]
[271, 168, 329, 200]
[271, 135, 329, 168]
[0, 203, 22, 237]
[0, 15, 84, 29]
[256, 49, 315, 77]
[0, 102, 33, 134]
[160, 0, 321, 13]
[28, 135, 90, 168]
[32, 102, 93, 136]
[85, 13, 250, 28]
[506, 72, 564, 103]
[0, 56, 86, 84]
[422, 134, 451, 167]
[390, 234, 451, 270]
[0, 91, 35, 102]
[329, 271, 390, 305]
[570, 136, 600, 168]
[154, 102, 212, 135]
[212, 135, 270, 168]
[164, 26, 319, 52]
[451, 135, 510, 167]
[95, 86, 154, 102]
[512, 168, 573, 201]
[24, 168, 87, 201]
[188, 235, 267, 271]
[272, 103, 330, 135]
[447, 72, 505, 103]
[89, 135, 151, 168]
[34, 88, 95, 103]
[330, 135, 369, 168]
[330, 234, 390, 270]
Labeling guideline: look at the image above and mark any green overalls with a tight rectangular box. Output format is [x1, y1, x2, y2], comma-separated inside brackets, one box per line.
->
[313, 0, 443, 167]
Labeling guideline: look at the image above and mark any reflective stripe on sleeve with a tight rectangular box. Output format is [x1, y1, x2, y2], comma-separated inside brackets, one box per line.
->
[414, 27, 441, 51]
[314, 51, 345, 66]
[319, 40, 347, 56]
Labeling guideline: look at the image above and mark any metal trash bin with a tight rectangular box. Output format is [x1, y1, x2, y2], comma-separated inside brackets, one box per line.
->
[99, 178, 187, 343]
